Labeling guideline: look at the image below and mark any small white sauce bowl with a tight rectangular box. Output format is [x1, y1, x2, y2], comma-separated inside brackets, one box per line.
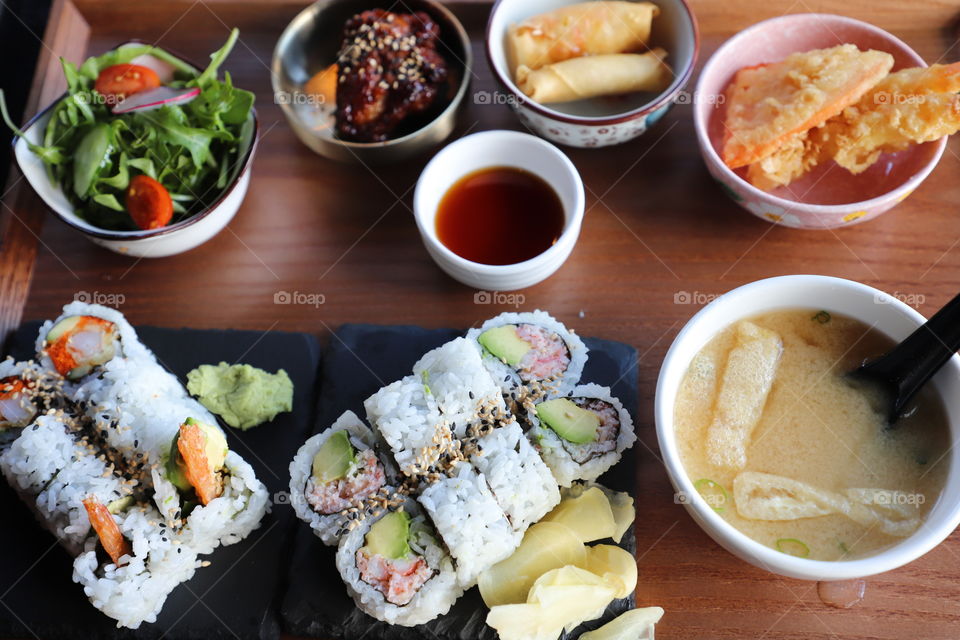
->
[655, 275, 960, 581]
[413, 130, 585, 291]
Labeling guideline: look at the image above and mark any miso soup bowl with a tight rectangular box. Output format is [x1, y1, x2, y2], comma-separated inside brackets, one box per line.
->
[655, 274, 960, 581]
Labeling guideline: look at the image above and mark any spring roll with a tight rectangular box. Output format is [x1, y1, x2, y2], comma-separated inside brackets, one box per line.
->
[516, 49, 672, 104]
[507, 1, 660, 74]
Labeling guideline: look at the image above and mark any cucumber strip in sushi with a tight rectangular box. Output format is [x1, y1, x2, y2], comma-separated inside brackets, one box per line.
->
[467, 310, 588, 409]
[336, 501, 463, 626]
[467, 421, 560, 532]
[530, 383, 637, 487]
[417, 463, 521, 587]
[290, 411, 396, 545]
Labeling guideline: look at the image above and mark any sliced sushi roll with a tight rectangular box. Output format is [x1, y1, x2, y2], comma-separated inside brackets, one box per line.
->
[530, 383, 637, 487]
[336, 501, 463, 627]
[467, 310, 588, 410]
[468, 421, 560, 532]
[40, 314, 119, 380]
[0, 414, 137, 554]
[72, 496, 202, 629]
[365, 338, 509, 476]
[290, 411, 395, 545]
[0, 361, 37, 431]
[417, 463, 521, 587]
[156, 417, 269, 554]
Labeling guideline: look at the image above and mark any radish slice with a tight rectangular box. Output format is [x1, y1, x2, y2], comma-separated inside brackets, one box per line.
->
[112, 86, 200, 114]
[129, 53, 179, 83]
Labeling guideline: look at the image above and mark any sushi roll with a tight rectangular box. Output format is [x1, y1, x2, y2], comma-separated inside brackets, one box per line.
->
[468, 421, 560, 532]
[467, 310, 588, 409]
[417, 463, 521, 587]
[290, 411, 395, 545]
[33, 303, 269, 552]
[0, 414, 202, 629]
[156, 417, 269, 555]
[529, 383, 637, 487]
[0, 414, 136, 554]
[72, 497, 202, 629]
[365, 338, 508, 476]
[336, 500, 463, 626]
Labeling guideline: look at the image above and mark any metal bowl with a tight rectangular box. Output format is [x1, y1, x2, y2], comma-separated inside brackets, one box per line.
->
[272, 0, 472, 165]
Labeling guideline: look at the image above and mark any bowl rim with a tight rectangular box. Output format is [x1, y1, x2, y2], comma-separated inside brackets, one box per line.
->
[270, 0, 473, 151]
[412, 129, 585, 274]
[654, 274, 960, 580]
[693, 12, 948, 214]
[11, 39, 260, 241]
[484, 0, 700, 125]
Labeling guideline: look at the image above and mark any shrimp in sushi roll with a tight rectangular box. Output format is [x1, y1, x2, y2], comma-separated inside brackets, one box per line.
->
[42, 315, 119, 380]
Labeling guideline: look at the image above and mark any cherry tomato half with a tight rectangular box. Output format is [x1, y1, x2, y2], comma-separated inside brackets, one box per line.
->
[94, 64, 161, 104]
[125, 175, 173, 230]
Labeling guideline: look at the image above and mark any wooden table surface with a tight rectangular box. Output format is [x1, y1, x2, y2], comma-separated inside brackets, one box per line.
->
[3, 0, 960, 638]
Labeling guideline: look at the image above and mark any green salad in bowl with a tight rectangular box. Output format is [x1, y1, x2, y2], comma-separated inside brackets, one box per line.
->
[3, 29, 255, 233]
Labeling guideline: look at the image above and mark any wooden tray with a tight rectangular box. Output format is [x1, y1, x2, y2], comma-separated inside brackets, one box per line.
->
[2, 0, 960, 638]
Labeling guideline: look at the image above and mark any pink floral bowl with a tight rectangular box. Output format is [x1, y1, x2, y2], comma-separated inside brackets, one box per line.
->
[485, 0, 699, 148]
[694, 13, 947, 230]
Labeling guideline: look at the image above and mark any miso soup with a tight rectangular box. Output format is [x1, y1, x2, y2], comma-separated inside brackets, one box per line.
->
[674, 309, 950, 561]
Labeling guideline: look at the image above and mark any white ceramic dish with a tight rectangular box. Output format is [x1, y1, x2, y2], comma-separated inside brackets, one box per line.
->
[655, 275, 960, 581]
[413, 130, 584, 291]
[486, 0, 698, 148]
[12, 44, 258, 258]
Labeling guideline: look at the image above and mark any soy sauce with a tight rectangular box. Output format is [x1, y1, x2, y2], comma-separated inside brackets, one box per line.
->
[435, 166, 565, 265]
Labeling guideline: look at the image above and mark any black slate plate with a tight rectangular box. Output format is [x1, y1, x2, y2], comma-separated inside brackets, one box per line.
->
[280, 324, 639, 640]
[0, 323, 321, 640]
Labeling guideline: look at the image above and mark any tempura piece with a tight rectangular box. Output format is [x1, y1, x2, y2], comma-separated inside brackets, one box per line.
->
[507, 1, 659, 74]
[705, 321, 782, 471]
[734, 471, 921, 537]
[747, 62, 960, 189]
[722, 44, 893, 169]
[516, 50, 671, 104]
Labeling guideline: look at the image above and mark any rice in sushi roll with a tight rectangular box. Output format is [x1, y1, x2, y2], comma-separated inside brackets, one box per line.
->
[467, 310, 588, 409]
[365, 338, 508, 477]
[336, 500, 463, 626]
[417, 463, 521, 587]
[290, 411, 395, 545]
[529, 383, 636, 486]
[468, 421, 559, 532]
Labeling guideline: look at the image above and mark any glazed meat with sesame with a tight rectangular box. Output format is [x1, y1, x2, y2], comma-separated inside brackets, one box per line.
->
[336, 10, 449, 142]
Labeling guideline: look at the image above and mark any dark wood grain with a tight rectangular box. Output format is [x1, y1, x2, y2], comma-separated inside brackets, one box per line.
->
[3, 1, 960, 638]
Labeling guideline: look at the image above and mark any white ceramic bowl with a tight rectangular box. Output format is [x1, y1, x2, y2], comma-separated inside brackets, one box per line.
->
[486, 0, 699, 148]
[12, 44, 258, 258]
[655, 275, 960, 581]
[413, 130, 584, 291]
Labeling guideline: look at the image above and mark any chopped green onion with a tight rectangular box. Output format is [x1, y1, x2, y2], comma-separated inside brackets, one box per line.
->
[694, 478, 730, 513]
[838, 540, 850, 556]
[775, 538, 810, 558]
[812, 310, 831, 324]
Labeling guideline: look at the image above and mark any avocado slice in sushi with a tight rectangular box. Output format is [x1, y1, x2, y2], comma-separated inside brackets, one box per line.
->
[478, 325, 531, 366]
[537, 398, 599, 444]
[167, 418, 228, 495]
[311, 430, 356, 482]
[44, 315, 119, 380]
[363, 510, 412, 560]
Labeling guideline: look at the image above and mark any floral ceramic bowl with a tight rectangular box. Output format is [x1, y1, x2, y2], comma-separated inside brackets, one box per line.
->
[694, 13, 947, 230]
[485, 0, 698, 148]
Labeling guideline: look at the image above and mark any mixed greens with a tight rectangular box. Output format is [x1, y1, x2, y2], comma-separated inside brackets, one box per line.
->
[1, 29, 254, 231]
